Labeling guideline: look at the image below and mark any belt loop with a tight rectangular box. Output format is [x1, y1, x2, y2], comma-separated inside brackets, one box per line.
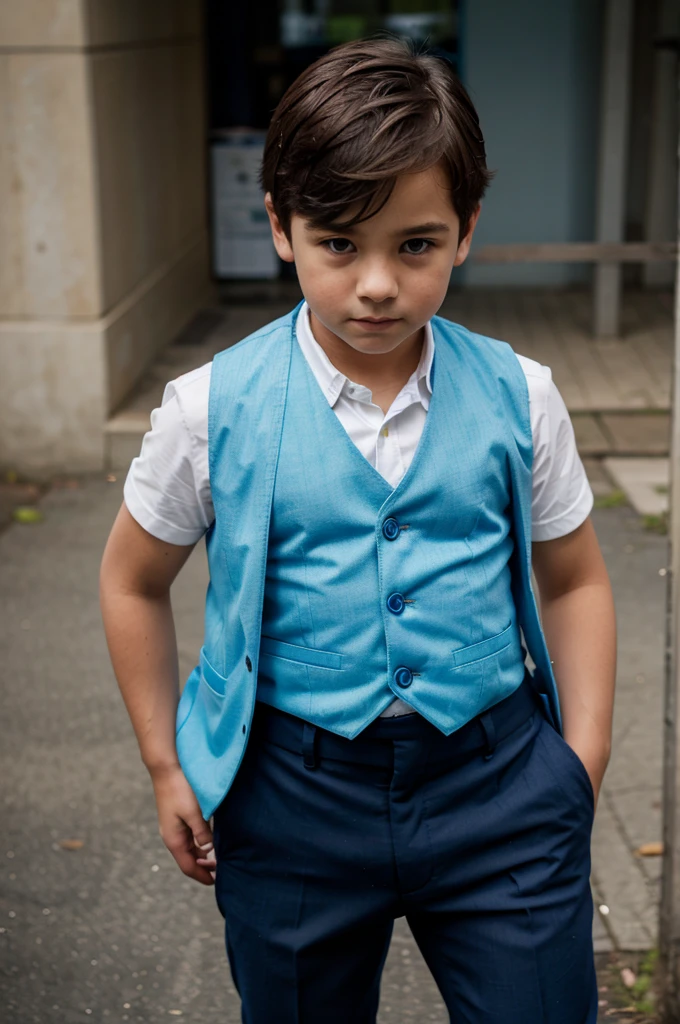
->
[302, 722, 318, 770]
[479, 711, 497, 761]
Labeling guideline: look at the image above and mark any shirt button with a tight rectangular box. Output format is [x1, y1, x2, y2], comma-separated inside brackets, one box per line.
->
[386, 592, 406, 615]
[245, 656, 253, 672]
[382, 518, 400, 541]
[393, 666, 413, 689]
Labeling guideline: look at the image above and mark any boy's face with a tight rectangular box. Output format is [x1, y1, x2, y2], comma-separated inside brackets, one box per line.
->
[265, 164, 480, 358]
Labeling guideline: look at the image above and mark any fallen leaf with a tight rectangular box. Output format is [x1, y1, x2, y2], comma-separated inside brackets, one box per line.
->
[12, 507, 43, 525]
[634, 841, 664, 857]
[58, 839, 84, 851]
[620, 967, 636, 988]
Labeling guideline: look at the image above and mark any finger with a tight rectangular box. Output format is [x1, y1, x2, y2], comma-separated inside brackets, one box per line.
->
[163, 826, 215, 885]
[167, 844, 215, 885]
[190, 819, 214, 851]
[182, 861, 215, 886]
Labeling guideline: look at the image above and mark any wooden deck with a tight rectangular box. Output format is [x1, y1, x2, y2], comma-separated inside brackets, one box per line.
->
[438, 288, 673, 412]
[106, 287, 675, 468]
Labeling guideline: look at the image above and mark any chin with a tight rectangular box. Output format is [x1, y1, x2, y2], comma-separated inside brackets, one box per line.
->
[353, 338, 406, 355]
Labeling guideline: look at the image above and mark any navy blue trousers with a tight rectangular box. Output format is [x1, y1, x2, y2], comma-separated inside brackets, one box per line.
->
[212, 681, 597, 1023]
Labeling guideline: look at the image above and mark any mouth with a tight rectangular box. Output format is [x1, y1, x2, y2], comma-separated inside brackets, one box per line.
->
[351, 316, 401, 326]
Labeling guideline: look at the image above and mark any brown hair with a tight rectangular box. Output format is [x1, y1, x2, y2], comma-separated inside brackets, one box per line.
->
[261, 37, 493, 240]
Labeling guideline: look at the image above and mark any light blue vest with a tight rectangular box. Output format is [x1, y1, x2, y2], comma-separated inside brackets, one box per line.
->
[176, 304, 560, 818]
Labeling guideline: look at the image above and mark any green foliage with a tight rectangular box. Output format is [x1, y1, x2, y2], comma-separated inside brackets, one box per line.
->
[642, 513, 668, 535]
[631, 948, 658, 1016]
[631, 973, 650, 998]
[640, 949, 658, 974]
[593, 489, 628, 509]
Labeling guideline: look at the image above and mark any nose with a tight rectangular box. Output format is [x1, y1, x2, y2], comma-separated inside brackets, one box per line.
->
[356, 259, 398, 304]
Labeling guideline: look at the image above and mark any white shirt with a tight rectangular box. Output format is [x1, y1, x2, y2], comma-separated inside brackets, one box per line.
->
[125, 303, 592, 545]
[124, 304, 593, 714]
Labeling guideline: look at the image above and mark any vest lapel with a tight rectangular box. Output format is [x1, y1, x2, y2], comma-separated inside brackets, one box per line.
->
[209, 305, 297, 680]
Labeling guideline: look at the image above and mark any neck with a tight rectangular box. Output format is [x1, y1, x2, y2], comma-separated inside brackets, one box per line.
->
[308, 310, 425, 399]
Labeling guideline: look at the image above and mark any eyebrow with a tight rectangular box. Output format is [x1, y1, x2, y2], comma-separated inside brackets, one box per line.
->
[397, 222, 451, 235]
[306, 220, 451, 236]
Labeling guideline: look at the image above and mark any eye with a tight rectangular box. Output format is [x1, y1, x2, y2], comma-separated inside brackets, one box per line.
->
[323, 238, 355, 255]
[402, 238, 432, 256]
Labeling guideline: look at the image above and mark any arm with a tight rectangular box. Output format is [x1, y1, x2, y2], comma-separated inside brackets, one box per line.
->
[532, 516, 616, 804]
[100, 503, 215, 884]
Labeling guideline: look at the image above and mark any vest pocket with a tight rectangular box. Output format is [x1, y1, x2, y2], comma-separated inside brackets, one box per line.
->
[259, 636, 343, 670]
[451, 623, 513, 668]
[200, 647, 229, 696]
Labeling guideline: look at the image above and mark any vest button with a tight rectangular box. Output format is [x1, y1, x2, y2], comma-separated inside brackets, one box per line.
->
[382, 517, 400, 541]
[386, 592, 406, 615]
[245, 656, 253, 672]
[393, 666, 413, 689]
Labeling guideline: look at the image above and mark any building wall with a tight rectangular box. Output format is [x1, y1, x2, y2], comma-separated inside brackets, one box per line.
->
[460, 0, 603, 287]
[0, 0, 212, 474]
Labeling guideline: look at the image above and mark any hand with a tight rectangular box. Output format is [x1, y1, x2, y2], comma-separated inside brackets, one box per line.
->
[150, 763, 217, 885]
[565, 736, 610, 809]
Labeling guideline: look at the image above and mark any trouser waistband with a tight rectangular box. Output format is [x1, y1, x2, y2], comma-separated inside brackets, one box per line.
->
[251, 676, 540, 770]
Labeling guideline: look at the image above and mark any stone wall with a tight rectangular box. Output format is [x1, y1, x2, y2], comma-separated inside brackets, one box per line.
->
[461, 0, 603, 288]
[0, 0, 212, 473]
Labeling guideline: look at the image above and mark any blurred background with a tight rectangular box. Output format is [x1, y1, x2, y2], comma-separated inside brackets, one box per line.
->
[0, 0, 677, 481]
[1, 1, 679, 1021]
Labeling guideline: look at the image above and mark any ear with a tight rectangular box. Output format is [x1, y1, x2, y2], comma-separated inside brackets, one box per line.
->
[264, 193, 295, 263]
[453, 205, 482, 267]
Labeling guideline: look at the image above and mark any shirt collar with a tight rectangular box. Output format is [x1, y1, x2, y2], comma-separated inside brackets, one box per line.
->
[295, 301, 434, 411]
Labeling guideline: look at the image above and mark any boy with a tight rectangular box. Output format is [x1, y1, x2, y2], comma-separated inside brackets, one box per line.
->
[101, 38, 616, 1023]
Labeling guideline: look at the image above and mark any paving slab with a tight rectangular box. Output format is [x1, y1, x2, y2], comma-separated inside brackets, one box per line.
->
[583, 457, 619, 499]
[106, 288, 675, 473]
[589, 504, 667, 953]
[0, 481, 666, 1023]
[591, 797, 658, 950]
[601, 414, 670, 456]
[603, 458, 669, 516]
[573, 414, 613, 456]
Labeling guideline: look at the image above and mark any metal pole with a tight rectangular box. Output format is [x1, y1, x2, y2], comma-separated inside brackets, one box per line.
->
[593, 0, 634, 338]
[658, 38, 680, 1021]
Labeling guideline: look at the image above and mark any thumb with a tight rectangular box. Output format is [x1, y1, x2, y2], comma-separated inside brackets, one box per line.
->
[189, 816, 214, 851]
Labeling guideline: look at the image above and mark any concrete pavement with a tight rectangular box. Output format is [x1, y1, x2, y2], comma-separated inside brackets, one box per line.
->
[590, 499, 666, 953]
[0, 472, 667, 1021]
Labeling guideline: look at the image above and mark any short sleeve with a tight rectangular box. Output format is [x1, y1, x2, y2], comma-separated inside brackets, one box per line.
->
[526, 365, 594, 541]
[123, 365, 213, 545]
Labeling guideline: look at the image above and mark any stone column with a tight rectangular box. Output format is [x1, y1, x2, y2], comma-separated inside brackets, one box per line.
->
[0, 1, 212, 474]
